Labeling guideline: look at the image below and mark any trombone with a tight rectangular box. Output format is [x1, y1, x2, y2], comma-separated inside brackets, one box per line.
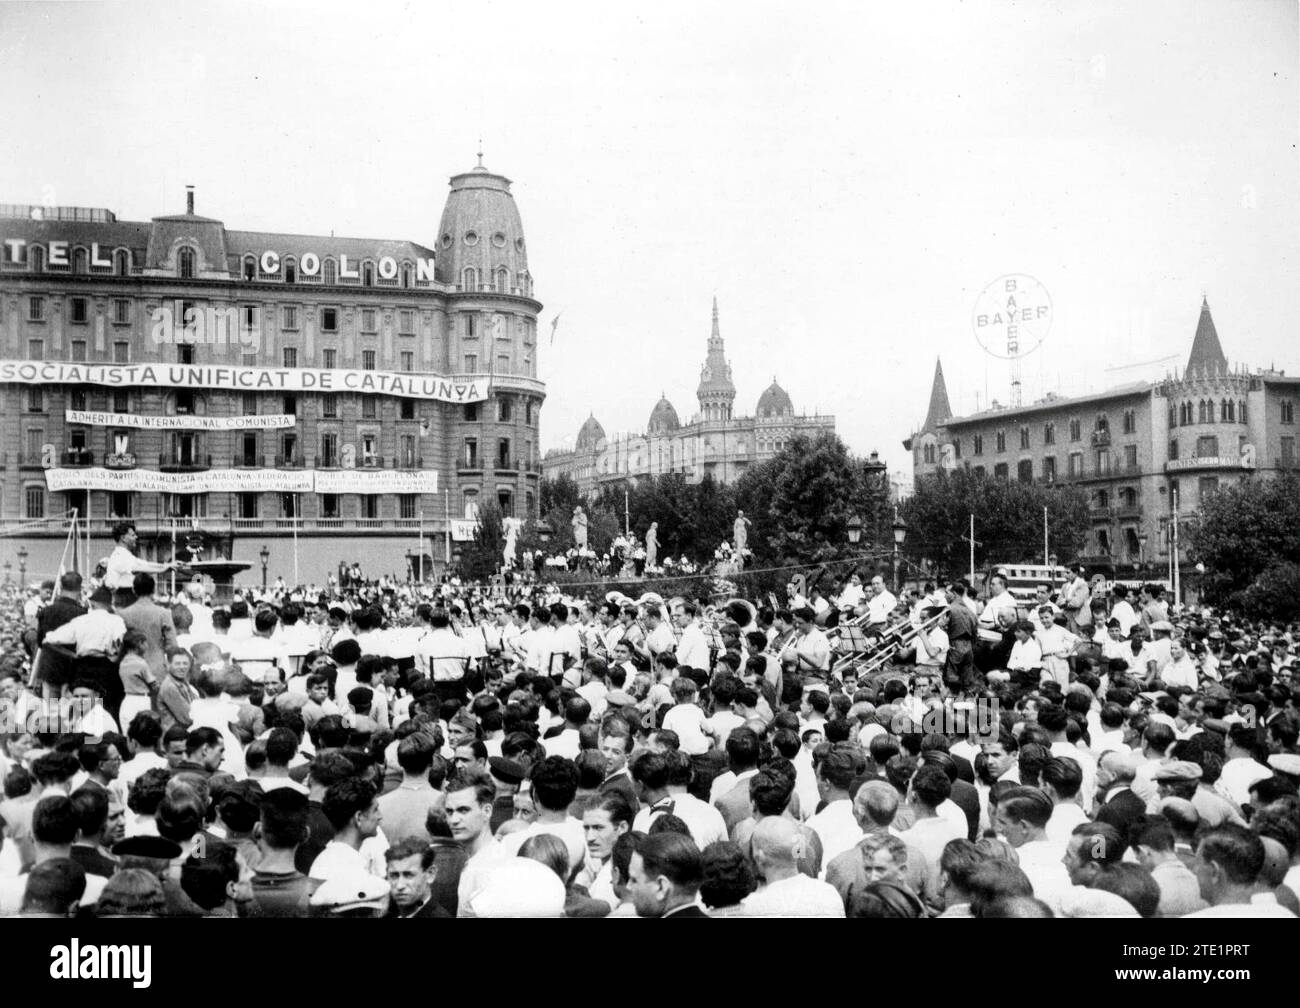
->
[830, 608, 948, 681]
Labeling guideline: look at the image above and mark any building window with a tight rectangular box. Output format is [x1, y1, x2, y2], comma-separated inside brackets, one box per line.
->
[1095, 414, 1109, 434]
[283, 395, 297, 416]
[993, 462, 1009, 482]
[283, 347, 297, 368]
[400, 350, 413, 371]
[400, 399, 415, 420]
[319, 494, 339, 519]
[321, 308, 338, 332]
[112, 299, 130, 324]
[282, 306, 298, 330]
[178, 247, 196, 279]
[1198, 476, 1219, 500]
[175, 390, 194, 414]
[281, 493, 299, 519]
[361, 309, 376, 332]
[399, 310, 414, 335]
[113, 390, 129, 412]
[1168, 438, 1179, 460]
[70, 389, 86, 411]
[1282, 436, 1295, 466]
[363, 495, 379, 520]
[362, 396, 376, 419]
[1068, 452, 1083, 477]
[464, 403, 479, 422]
[1095, 449, 1110, 476]
[70, 339, 87, 361]
[462, 267, 478, 290]
[399, 435, 416, 468]
[114, 250, 129, 275]
[1239, 399, 1247, 424]
[110, 491, 133, 518]
[323, 259, 336, 285]
[498, 439, 511, 468]
[525, 400, 533, 425]
[28, 296, 44, 321]
[1168, 405, 1176, 429]
[1222, 399, 1234, 422]
[498, 490, 514, 517]
[24, 486, 45, 519]
[953, 439, 962, 459]
[284, 259, 297, 284]
[1122, 409, 1136, 434]
[1196, 435, 1219, 457]
[69, 297, 88, 324]
[362, 350, 376, 370]
[496, 354, 510, 374]
[113, 341, 129, 363]
[177, 344, 194, 364]
[1124, 444, 1138, 470]
[464, 354, 478, 373]
[1043, 422, 1055, 445]
[995, 431, 1006, 453]
[1017, 459, 1033, 483]
[973, 434, 983, 456]
[1019, 427, 1030, 450]
[922, 443, 936, 464]
[323, 348, 337, 370]
[322, 394, 338, 418]
[464, 315, 476, 338]
[1069, 418, 1081, 441]
[1282, 400, 1295, 424]
[1095, 489, 1110, 509]
[320, 433, 337, 467]
[498, 397, 512, 422]
[399, 494, 418, 519]
[1120, 487, 1138, 509]
[242, 256, 256, 281]
[1042, 456, 1056, 481]
[464, 438, 478, 468]
[242, 392, 258, 415]
[362, 262, 374, 287]
[1198, 400, 1209, 424]
[972, 465, 985, 479]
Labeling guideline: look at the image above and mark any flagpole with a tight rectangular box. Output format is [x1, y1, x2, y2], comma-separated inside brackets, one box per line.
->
[170, 518, 177, 596]
[444, 488, 451, 566]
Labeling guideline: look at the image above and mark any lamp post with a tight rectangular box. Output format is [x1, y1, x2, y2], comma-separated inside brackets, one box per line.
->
[891, 510, 907, 593]
[1137, 532, 1148, 575]
[846, 515, 863, 547]
[1195, 561, 1205, 608]
[17, 547, 27, 586]
[259, 545, 270, 592]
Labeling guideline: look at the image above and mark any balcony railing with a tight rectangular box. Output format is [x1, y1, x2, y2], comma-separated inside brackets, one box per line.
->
[1089, 506, 1115, 521]
[1090, 430, 1111, 448]
[274, 454, 306, 468]
[1116, 503, 1143, 520]
[158, 453, 212, 471]
[62, 448, 95, 467]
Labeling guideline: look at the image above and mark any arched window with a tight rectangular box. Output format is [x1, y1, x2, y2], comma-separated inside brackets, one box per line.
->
[1223, 399, 1234, 422]
[1240, 399, 1248, 424]
[178, 246, 196, 279]
[401, 264, 411, 289]
[30, 245, 45, 271]
[284, 257, 297, 283]
[114, 249, 130, 275]
[1198, 400, 1207, 424]
[496, 267, 509, 294]
[73, 247, 88, 274]
[462, 267, 478, 290]
[1095, 414, 1109, 433]
[1168, 406, 1176, 429]
[362, 262, 374, 287]
[323, 259, 337, 285]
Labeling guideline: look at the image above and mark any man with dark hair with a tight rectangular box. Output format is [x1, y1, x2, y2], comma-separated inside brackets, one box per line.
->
[544, 696, 590, 761]
[118, 572, 179, 715]
[378, 734, 442, 844]
[808, 747, 862, 866]
[248, 788, 313, 917]
[1041, 756, 1088, 842]
[34, 571, 87, 699]
[1062, 821, 1125, 888]
[309, 777, 382, 885]
[498, 756, 585, 872]
[631, 750, 726, 848]
[1130, 815, 1205, 916]
[712, 727, 761, 835]
[898, 764, 963, 896]
[628, 831, 707, 917]
[1186, 823, 1298, 917]
[994, 786, 1071, 915]
[69, 786, 121, 879]
[597, 717, 638, 808]
[1219, 725, 1272, 813]
[0, 794, 105, 914]
[18, 857, 86, 918]
[383, 838, 450, 918]
[447, 770, 507, 916]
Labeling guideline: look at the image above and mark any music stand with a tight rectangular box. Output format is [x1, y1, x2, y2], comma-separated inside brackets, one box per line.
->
[702, 623, 726, 652]
[834, 625, 872, 654]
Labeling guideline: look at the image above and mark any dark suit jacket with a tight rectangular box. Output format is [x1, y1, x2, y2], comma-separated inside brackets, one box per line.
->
[36, 597, 87, 686]
[1094, 787, 1145, 835]
[119, 598, 178, 681]
[949, 779, 981, 841]
[70, 843, 117, 878]
[599, 772, 638, 811]
[386, 898, 451, 918]
[662, 904, 710, 918]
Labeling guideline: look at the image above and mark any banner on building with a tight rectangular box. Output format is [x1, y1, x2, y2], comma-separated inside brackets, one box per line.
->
[45, 467, 438, 495]
[1, 360, 488, 403]
[314, 470, 439, 495]
[66, 410, 296, 431]
[449, 519, 479, 542]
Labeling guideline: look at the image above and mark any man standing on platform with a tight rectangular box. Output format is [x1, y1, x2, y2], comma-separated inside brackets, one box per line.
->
[103, 523, 180, 610]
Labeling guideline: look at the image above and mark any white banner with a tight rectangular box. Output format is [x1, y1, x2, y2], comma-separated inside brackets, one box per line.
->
[45, 467, 314, 493]
[66, 410, 296, 431]
[1, 360, 488, 403]
[45, 467, 438, 495]
[450, 519, 479, 542]
[314, 469, 438, 494]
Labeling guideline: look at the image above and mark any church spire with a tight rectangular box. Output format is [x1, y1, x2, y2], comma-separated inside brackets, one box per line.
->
[1186, 296, 1228, 377]
[697, 297, 736, 419]
[922, 357, 952, 431]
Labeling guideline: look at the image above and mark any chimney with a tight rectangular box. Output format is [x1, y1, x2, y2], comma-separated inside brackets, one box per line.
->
[186, 186, 194, 215]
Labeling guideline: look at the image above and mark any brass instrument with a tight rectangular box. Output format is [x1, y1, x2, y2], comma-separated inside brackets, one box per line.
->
[829, 609, 948, 681]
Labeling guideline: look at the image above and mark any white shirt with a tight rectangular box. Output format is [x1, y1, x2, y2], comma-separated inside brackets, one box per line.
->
[675, 621, 712, 673]
[662, 703, 713, 756]
[1007, 637, 1042, 671]
[308, 840, 378, 883]
[981, 590, 1019, 630]
[414, 627, 471, 682]
[865, 590, 897, 625]
[1015, 838, 1073, 916]
[1162, 656, 1199, 690]
[743, 874, 845, 918]
[43, 609, 126, 656]
[794, 628, 831, 673]
[807, 799, 863, 871]
[1111, 600, 1138, 637]
[1045, 802, 1090, 843]
[543, 728, 581, 761]
[498, 818, 587, 874]
[457, 840, 510, 917]
[634, 793, 728, 849]
[1218, 756, 1272, 809]
[104, 544, 165, 590]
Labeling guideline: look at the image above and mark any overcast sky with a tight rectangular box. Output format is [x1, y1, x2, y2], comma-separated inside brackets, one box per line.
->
[2, 0, 1296, 471]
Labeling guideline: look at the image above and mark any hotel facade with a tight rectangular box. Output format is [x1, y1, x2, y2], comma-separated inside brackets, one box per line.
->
[905, 298, 1299, 587]
[0, 158, 545, 586]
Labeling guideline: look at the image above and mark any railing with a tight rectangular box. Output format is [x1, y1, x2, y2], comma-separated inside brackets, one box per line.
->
[235, 455, 259, 468]
[274, 454, 306, 468]
[19, 454, 46, 468]
[459, 459, 482, 472]
[495, 457, 519, 472]
[1090, 506, 1116, 520]
[1090, 430, 1111, 448]
[62, 449, 95, 467]
[1116, 504, 1143, 519]
[158, 453, 212, 471]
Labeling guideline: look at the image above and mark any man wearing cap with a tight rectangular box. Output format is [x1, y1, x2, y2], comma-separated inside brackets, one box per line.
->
[41, 585, 126, 710]
[104, 522, 180, 610]
[487, 756, 525, 834]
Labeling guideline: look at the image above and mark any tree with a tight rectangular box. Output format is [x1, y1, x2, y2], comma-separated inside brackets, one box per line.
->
[540, 473, 581, 517]
[457, 501, 504, 581]
[1190, 473, 1300, 610]
[899, 469, 1089, 577]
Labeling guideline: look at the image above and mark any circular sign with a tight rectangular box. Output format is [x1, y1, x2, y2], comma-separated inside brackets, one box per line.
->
[971, 274, 1052, 359]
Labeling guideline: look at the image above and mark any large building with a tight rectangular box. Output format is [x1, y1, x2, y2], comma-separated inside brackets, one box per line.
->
[905, 298, 1299, 584]
[0, 157, 545, 585]
[543, 298, 835, 494]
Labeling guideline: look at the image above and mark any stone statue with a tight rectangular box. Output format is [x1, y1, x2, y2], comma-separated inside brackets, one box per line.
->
[502, 517, 521, 569]
[645, 522, 658, 570]
[572, 506, 588, 551]
[733, 511, 750, 554]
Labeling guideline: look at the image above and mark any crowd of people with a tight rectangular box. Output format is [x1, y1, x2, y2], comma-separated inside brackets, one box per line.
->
[0, 523, 1297, 919]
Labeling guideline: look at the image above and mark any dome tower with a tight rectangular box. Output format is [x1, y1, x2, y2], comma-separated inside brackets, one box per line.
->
[696, 296, 736, 422]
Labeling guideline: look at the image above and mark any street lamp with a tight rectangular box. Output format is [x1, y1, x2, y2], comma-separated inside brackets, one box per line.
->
[846, 515, 863, 546]
[537, 519, 553, 545]
[1137, 532, 1148, 573]
[891, 511, 907, 592]
[17, 547, 27, 586]
[405, 550, 414, 582]
[259, 545, 270, 592]
[1195, 561, 1206, 607]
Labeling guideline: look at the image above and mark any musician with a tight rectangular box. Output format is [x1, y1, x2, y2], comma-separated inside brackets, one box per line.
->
[616, 606, 651, 667]
[771, 609, 799, 673]
[790, 607, 831, 679]
[864, 576, 897, 628]
[943, 583, 978, 693]
[412, 606, 471, 703]
[837, 574, 866, 613]
[641, 606, 675, 663]
[979, 573, 1019, 634]
[671, 602, 711, 674]
[547, 603, 582, 683]
[910, 606, 950, 673]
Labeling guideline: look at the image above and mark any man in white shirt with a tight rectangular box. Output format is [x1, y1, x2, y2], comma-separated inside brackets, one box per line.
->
[446, 776, 509, 916]
[1161, 640, 1199, 690]
[1006, 621, 1042, 678]
[413, 607, 471, 700]
[864, 576, 897, 628]
[308, 777, 384, 883]
[898, 764, 965, 895]
[672, 602, 711, 674]
[743, 816, 844, 917]
[980, 574, 1020, 635]
[994, 786, 1072, 915]
[227, 608, 290, 684]
[1183, 824, 1298, 918]
[497, 756, 587, 873]
[1218, 726, 1272, 812]
[631, 751, 727, 849]
[790, 607, 830, 678]
[807, 749, 862, 870]
[1110, 586, 1138, 637]
[104, 522, 177, 607]
[1042, 756, 1090, 841]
